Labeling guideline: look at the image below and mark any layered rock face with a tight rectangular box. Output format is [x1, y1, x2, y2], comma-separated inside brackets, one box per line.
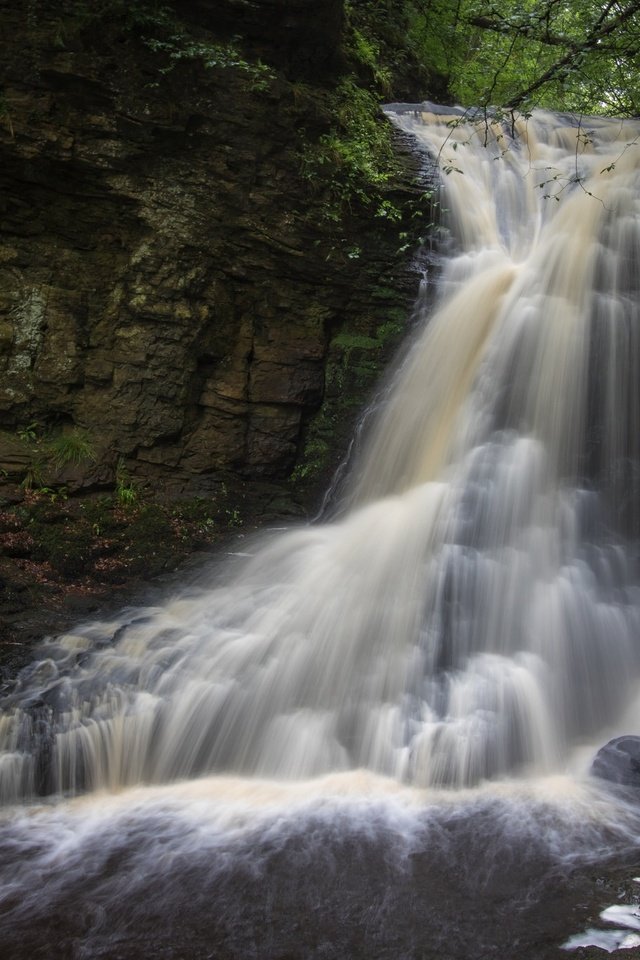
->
[0, 0, 423, 499]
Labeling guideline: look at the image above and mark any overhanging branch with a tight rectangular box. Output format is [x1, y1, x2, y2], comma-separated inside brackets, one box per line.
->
[501, 0, 640, 108]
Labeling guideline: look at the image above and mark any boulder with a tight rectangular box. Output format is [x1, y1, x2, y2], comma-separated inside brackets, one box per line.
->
[591, 736, 640, 787]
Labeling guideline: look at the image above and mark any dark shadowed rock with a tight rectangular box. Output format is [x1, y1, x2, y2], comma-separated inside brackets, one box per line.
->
[183, 0, 345, 81]
[0, 1, 424, 499]
[591, 736, 640, 787]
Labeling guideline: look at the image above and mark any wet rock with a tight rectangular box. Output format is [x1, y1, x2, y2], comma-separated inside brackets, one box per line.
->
[591, 736, 640, 787]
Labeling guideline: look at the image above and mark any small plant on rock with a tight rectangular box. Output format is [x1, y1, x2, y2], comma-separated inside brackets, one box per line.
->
[114, 458, 140, 507]
[48, 429, 96, 469]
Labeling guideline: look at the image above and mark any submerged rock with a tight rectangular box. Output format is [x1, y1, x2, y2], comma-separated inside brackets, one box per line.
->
[591, 736, 640, 787]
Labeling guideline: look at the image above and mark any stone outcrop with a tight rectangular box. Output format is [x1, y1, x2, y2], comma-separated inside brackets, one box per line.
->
[591, 736, 640, 789]
[0, 0, 425, 503]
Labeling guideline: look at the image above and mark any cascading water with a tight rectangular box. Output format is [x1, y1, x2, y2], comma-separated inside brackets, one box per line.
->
[2, 106, 640, 959]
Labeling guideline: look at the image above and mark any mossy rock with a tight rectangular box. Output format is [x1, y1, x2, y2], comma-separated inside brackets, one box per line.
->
[30, 522, 94, 579]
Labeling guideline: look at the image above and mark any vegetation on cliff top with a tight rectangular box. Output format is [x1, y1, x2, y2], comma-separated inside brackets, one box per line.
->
[348, 0, 640, 117]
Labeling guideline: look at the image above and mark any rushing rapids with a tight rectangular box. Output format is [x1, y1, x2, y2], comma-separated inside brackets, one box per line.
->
[2, 106, 640, 959]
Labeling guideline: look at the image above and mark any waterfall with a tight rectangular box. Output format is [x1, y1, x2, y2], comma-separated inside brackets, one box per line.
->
[2, 107, 640, 803]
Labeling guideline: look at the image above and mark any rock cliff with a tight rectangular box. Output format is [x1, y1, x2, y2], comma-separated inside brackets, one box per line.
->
[0, 0, 435, 653]
[0, 0, 426, 498]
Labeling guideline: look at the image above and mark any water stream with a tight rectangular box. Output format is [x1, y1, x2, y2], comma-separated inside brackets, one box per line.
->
[2, 106, 640, 959]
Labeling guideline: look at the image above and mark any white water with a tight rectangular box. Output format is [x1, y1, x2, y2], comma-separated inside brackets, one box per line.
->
[2, 106, 640, 958]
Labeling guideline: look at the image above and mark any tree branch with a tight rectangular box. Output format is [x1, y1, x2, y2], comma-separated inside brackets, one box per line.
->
[502, 0, 640, 109]
[468, 13, 571, 47]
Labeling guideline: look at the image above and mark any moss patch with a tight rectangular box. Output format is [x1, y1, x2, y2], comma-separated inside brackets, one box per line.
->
[291, 314, 406, 495]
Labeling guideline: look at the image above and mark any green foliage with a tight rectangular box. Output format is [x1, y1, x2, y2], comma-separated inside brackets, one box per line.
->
[142, 35, 274, 88]
[344, 0, 438, 97]
[48, 429, 96, 469]
[20, 456, 46, 492]
[71, 0, 175, 33]
[300, 79, 399, 218]
[340, 0, 640, 118]
[402, 0, 640, 116]
[114, 458, 140, 507]
[17, 422, 39, 444]
[72, 0, 274, 89]
[376, 199, 403, 223]
[16, 424, 95, 490]
[350, 27, 393, 94]
[225, 507, 243, 528]
[291, 438, 331, 483]
[292, 316, 405, 488]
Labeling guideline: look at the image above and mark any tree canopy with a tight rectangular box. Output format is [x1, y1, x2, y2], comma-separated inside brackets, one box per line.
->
[351, 0, 640, 115]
